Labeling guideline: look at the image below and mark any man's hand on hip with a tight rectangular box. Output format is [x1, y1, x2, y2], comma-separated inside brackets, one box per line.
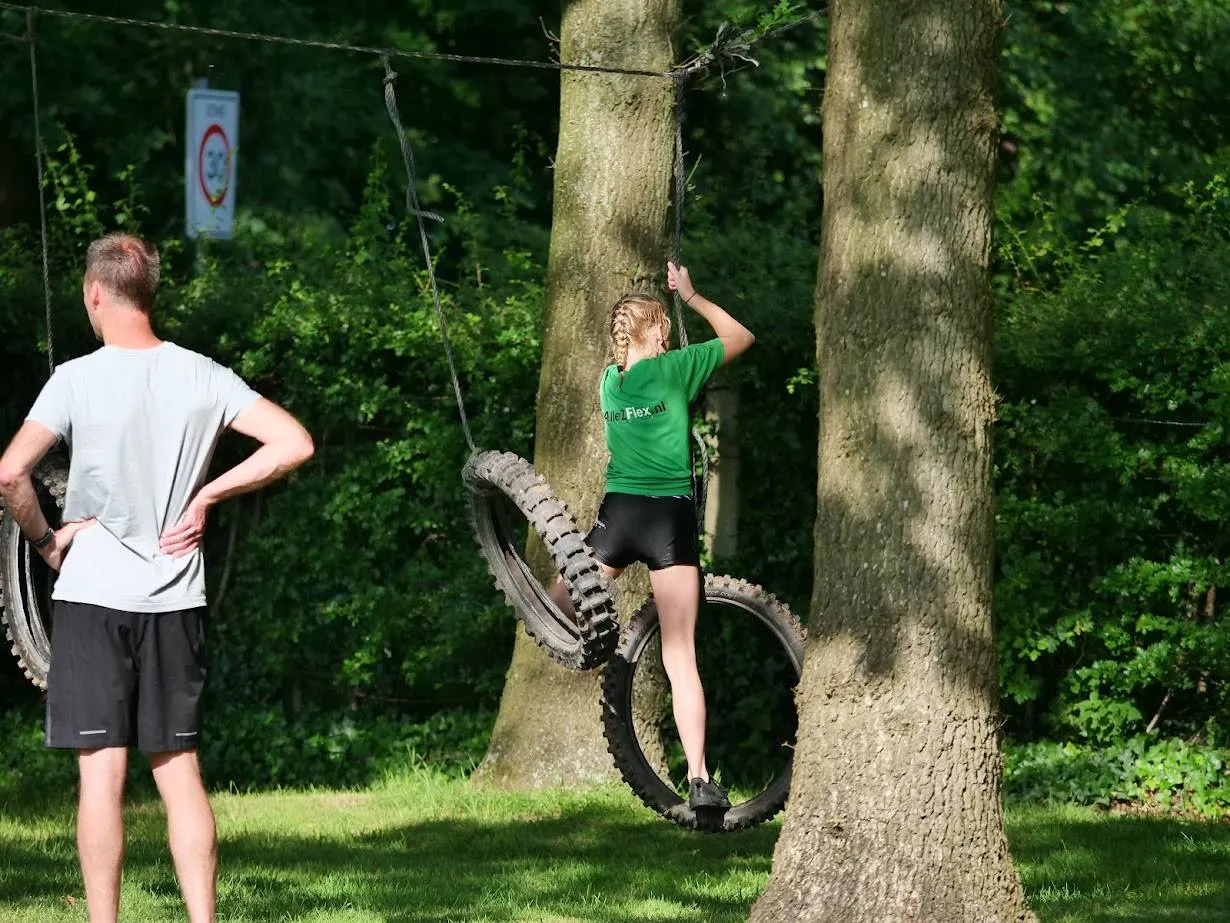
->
[160, 497, 211, 558]
[39, 518, 97, 572]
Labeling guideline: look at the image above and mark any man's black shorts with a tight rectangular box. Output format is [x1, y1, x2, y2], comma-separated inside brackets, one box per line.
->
[585, 492, 700, 571]
[45, 601, 206, 752]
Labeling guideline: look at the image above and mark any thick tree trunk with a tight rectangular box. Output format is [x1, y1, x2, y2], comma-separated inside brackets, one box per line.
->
[475, 0, 679, 788]
[750, 2, 1036, 921]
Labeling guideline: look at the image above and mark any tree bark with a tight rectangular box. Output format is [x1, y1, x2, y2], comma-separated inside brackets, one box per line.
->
[475, 0, 679, 788]
[750, 1, 1036, 920]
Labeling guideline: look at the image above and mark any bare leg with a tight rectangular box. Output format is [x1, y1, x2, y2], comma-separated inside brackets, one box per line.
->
[77, 747, 127, 923]
[549, 562, 622, 619]
[150, 750, 216, 923]
[650, 564, 709, 781]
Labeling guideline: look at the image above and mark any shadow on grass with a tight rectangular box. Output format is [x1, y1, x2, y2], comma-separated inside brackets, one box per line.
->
[1008, 806, 1230, 923]
[1, 799, 777, 922]
[6, 797, 1230, 922]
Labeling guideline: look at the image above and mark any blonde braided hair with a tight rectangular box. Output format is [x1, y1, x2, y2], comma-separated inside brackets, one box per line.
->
[610, 294, 671, 371]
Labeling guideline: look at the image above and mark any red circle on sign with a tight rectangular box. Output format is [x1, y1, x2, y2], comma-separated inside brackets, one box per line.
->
[197, 123, 231, 207]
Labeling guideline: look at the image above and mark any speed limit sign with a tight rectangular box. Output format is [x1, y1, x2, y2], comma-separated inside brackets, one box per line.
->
[185, 88, 239, 239]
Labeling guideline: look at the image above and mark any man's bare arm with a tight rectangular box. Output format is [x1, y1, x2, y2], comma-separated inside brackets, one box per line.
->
[159, 399, 315, 557]
[0, 421, 59, 541]
[0, 421, 94, 570]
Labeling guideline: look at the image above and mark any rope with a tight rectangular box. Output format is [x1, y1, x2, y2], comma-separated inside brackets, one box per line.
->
[1, 3, 828, 84]
[670, 72, 689, 350]
[1115, 418, 1208, 428]
[692, 426, 710, 524]
[0, 3, 674, 80]
[380, 55, 475, 453]
[27, 9, 53, 375]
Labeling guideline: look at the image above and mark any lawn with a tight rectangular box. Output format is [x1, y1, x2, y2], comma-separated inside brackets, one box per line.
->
[0, 771, 1227, 922]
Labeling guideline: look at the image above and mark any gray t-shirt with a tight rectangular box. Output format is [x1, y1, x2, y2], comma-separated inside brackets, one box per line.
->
[27, 342, 260, 613]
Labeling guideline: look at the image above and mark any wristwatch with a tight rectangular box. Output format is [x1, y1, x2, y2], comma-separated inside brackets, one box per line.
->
[32, 528, 55, 551]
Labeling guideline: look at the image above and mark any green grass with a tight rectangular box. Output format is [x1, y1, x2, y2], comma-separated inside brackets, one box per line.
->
[1010, 803, 1230, 922]
[1, 772, 1227, 922]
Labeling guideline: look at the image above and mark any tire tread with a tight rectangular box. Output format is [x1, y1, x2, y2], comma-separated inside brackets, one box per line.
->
[463, 450, 618, 670]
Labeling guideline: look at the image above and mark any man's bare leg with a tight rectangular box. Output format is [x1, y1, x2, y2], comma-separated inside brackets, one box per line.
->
[150, 750, 216, 923]
[77, 747, 127, 923]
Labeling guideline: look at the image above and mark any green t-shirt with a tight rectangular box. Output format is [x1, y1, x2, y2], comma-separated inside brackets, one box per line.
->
[600, 338, 725, 496]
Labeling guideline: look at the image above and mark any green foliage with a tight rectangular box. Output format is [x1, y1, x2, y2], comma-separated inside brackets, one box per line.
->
[199, 706, 492, 789]
[1, 0, 564, 235]
[1005, 736, 1230, 818]
[996, 169, 1230, 743]
[999, 0, 1230, 241]
[0, 704, 491, 798]
[0, 708, 78, 804]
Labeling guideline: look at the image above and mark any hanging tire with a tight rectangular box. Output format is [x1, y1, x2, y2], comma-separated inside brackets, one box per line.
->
[0, 454, 69, 689]
[601, 574, 805, 832]
[463, 449, 619, 670]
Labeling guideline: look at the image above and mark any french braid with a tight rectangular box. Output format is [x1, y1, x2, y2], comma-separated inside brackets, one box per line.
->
[610, 294, 671, 371]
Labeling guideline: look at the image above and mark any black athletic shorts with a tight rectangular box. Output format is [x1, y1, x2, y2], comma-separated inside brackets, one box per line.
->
[45, 601, 206, 753]
[585, 492, 700, 571]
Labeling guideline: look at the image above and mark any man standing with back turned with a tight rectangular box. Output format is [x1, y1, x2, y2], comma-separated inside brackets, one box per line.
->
[0, 232, 315, 923]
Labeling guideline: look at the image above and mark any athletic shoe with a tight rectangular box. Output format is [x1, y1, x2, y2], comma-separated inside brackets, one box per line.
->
[688, 777, 731, 811]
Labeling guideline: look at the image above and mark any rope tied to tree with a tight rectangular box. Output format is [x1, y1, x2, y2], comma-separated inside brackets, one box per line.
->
[26, 8, 53, 375]
[379, 55, 476, 453]
[673, 7, 828, 85]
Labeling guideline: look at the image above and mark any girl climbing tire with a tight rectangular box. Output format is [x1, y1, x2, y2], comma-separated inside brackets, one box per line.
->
[601, 574, 805, 832]
[0, 454, 68, 689]
[463, 449, 619, 670]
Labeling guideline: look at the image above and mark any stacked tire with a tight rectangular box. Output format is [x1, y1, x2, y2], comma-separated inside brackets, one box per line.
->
[463, 450, 619, 670]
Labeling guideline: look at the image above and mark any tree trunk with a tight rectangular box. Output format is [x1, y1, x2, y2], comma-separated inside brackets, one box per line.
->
[750, 1, 1036, 920]
[475, 0, 679, 788]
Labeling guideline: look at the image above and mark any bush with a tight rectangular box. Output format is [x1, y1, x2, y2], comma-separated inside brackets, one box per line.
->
[1004, 736, 1230, 819]
[0, 704, 492, 801]
[0, 708, 79, 805]
[199, 705, 493, 790]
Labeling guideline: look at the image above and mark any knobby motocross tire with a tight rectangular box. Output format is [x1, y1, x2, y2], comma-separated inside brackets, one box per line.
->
[601, 574, 805, 832]
[0, 454, 69, 689]
[463, 450, 619, 670]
